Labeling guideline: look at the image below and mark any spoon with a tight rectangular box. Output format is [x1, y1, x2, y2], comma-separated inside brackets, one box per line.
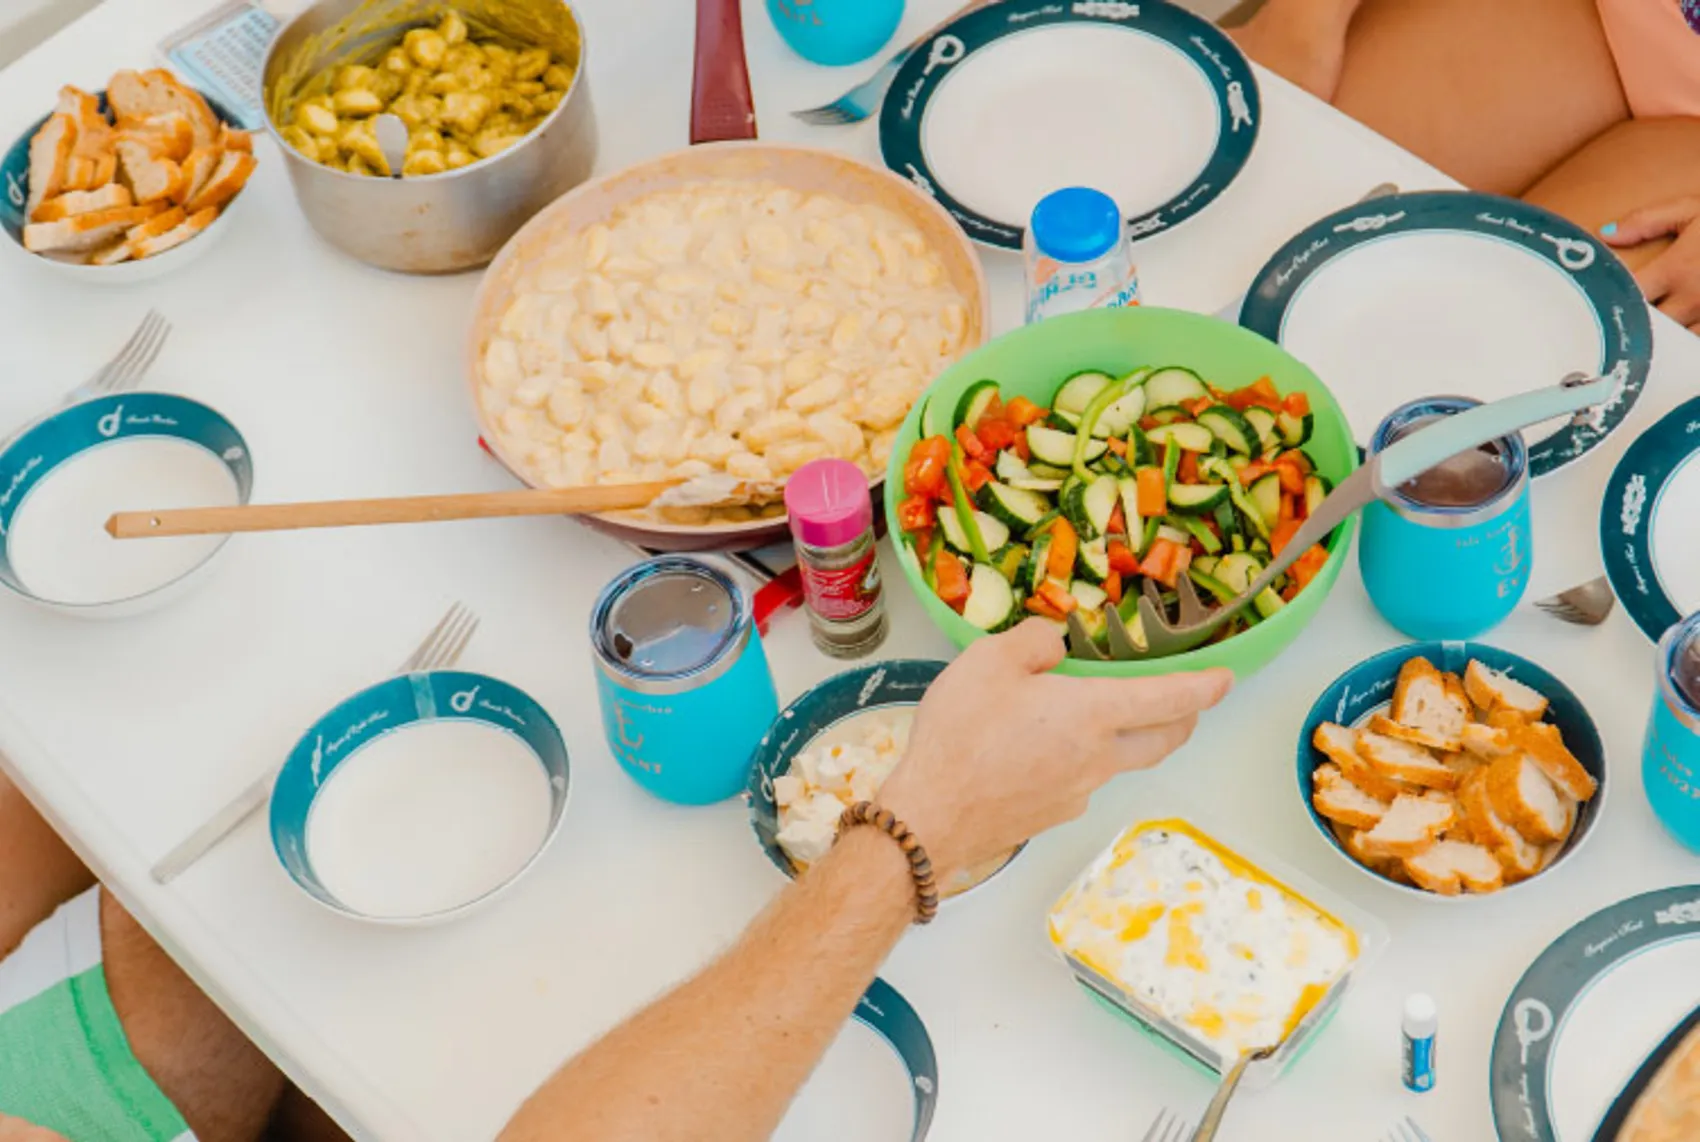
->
[104, 476, 780, 539]
[1192, 1045, 1277, 1141]
[374, 113, 408, 177]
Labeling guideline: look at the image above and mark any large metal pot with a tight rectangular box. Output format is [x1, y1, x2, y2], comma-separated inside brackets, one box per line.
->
[261, 0, 597, 274]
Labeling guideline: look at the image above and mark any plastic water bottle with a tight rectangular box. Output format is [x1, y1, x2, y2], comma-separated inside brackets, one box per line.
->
[1023, 187, 1140, 324]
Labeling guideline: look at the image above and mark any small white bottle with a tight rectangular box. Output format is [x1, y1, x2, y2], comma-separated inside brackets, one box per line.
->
[1023, 186, 1140, 325]
[1402, 993, 1438, 1093]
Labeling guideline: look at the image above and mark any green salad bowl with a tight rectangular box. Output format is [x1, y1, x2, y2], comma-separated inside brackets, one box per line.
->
[882, 306, 1360, 679]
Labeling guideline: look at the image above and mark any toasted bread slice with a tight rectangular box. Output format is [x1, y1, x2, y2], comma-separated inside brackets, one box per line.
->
[109, 69, 219, 148]
[122, 111, 195, 163]
[1404, 839, 1505, 895]
[56, 85, 112, 160]
[1358, 792, 1457, 859]
[1313, 722, 1406, 802]
[1465, 660, 1550, 722]
[23, 203, 161, 254]
[1369, 712, 1461, 753]
[31, 183, 132, 223]
[88, 239, 134, 266]
[1459, 770, 1543, 880]
[1391, 656, 1471, 742]
[131, 205, 217, 260]
[126, 205, 186, 243]
[175, 147, 219, 206]
[116, 139, 184, 204]
[1511, 721, 1597, 801]
[185, 150, 256, 214]
[220, 124, 252, 152]
[1461, 722, 1517, 762]
[1358, 729, 1460, 790]
[1486, 754, 1571, 844]
[26, 112, 77, 221]
[1314, 763, 1393, 830]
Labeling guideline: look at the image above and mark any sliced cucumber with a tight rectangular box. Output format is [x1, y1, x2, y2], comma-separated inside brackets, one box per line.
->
[1213, 499, 1239, 541]
[1196, 405, 1257, 455]
[938, 505, 1009, 555]
[1250, 537, 1271, 557]
[1167, 482, 1229, 515]
[1198, 454, 1238, 486]
[1091, 387, 1149, 439]
[1046, 410, 1082, 431]
[1215, 552, 1264, 595]
[1147, 422, 1214, 453]
[955, 379, 1002, 429]
[1229, 480, 1269, 539]
[991, 543, 1029, 584]
[1053, 371, 1115, 416]
[1069, 579, 1109, 613]
[1248, 472, 1283, 532]
[1303, 474, 1331, 517]
[1243, 406, 1280, 455]
[1276, 409, 1314, 447]
[1191, 554, 1221, 578]
[1253, 586, 1286, 620]
[994, 449, 1031, 483]
[1028, 424, 1106, 467]
[1148, 408, 1186, 426]
[1076, 537, 1110, 585]
[1024, 534, 1053, 592]
[1059, 479, 1095, 540]
[1188, 567, 1238, 606]
[1155, 523, 1192, 547]
[920, 394, 954, 439]
[1125, 424, 1156, 467]
[962, 563, 1018, 632]
[1084, 475, 1119, 536]
[1144, 366, 1209, 410]
[1026, 462, 1071, 480]
[1010, 477, 1065, 493]
[1175, 514, 1222, 553]
[1116, 476, 1141, 533]
[978, 480, 1052, 530]
[1024, 509, 1061, 542]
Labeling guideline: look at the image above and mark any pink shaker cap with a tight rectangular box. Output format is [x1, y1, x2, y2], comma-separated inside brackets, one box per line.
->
[784, 459, 872, 549]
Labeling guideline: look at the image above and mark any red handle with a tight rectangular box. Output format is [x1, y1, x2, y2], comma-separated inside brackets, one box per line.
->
[692, 0, 758, 143]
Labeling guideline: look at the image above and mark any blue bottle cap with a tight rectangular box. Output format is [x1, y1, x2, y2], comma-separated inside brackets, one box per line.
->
[1029, 187, 1123, 264]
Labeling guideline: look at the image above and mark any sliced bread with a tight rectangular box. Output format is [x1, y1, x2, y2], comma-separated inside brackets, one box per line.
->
[1313, 763, 1393, 830]
[176, 147, 219, 207]
[88, 240, 134, 266]
[1369, 712, 1461, 753]
[122, 111, 195, 163]
[1465, 660, 1550, 722]
[25, 113, 77, 221]
[23, 203, 162, 254]
[219, 124, 253, 152]
[1458, 770, 1545, 881]
[1511, 721, 1597, 801]
[30, 183, 132, 223]
[1358, 792, 1458, 859]
[1358, 729, 1460, 790]
[185, 150, 256, 214]
[1461, 722, 1518, 761]
[116, 139, 184, 204]
[1486, 753, 1572, 844]
[131, 206, 218, 260]
[1313, 722, 1405, 802]
[1403, 839, 1506, 895]
[1391, 656, 1471, 742]
[108, 69, 219, 148]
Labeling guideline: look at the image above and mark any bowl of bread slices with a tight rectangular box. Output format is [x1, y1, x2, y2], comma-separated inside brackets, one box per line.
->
[1298, 643, 1605, 899]
[2, 69, 257, 281]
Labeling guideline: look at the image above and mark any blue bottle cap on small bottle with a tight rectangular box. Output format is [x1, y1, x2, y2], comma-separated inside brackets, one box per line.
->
[1030, 187, 1123, 263]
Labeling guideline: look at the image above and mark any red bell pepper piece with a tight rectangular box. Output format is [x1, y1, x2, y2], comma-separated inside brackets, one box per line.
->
[1177, 451, 1201, 485]
[898, 495, 934, 535]
[955, 424, 988, 462]
[962, 460, 993, 494]
[1270, 517, 1303, 558]
[1103, 570, 1124, 606]
[1036, 578, 1079, 615]
[1283, 392, 1311, 417]
[1025, 595, 1067, 621]
[934, 549, 970, 611]
[976, 417, 1018, 454]
[1106, 503, 1126, 537]
[1290, 544, 1330, 591]
[903, 436, 951, 500]
[1107, 539, 1141, 576]
[1005, 396, 1046, 428]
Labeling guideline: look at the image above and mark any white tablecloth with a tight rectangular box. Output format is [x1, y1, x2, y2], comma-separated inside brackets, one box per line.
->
[0, 1, 1694, 1139]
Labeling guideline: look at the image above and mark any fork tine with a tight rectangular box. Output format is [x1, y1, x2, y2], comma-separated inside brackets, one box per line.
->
[1138, 1109, 1173, 1142]
[1165, 1118, 1191, 1142]
[423, 609, 476, 671]
[109, 313, 170, 392]
[1174, 573, 1209, 625]
[427, 611, 480, 671]
[399, 603, 465, 673]
[87, 310, 160, 392]
[792, 103, 857, 125]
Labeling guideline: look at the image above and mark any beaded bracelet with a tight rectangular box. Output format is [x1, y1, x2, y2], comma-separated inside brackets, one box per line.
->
[839, 801, 939, 924]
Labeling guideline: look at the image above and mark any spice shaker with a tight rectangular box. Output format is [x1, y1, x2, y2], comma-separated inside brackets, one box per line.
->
[783, 459, 889, 659]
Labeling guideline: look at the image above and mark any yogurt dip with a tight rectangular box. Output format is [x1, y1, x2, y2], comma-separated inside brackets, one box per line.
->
[1048, 820, 1359, 1066]
[305, 720, 553, 919]
[7, 437, 237, 605]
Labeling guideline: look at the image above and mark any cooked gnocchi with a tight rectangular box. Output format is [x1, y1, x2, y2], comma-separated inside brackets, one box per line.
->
[279, 10, 573, 177]
[477, 179, 973, 526]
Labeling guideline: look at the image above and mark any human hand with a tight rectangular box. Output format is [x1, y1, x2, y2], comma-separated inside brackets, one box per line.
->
[0, 1116, 69, 1142]
[1603, 197, 1700, 332]
[877, 620, 1233, 880]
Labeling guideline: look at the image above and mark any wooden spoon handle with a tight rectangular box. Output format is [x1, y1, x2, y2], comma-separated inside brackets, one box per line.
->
[691, 0, 757, 143]
[106, 481, 682, 539]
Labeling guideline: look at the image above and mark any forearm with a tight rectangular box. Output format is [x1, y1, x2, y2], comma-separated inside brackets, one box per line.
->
[500, 829, 914, 1142]
[1252, 0, 1363, 26]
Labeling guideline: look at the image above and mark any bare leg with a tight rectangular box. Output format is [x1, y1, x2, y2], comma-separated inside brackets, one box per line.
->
[266, 1086, 354, 1142]
[1238, 0, 1629, 197]
[101, 893, 286, 1142]
[0, 772, 92, 959]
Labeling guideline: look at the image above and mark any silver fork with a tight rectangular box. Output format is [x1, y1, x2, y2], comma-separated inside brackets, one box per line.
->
[1533, 575, 1616, 626]
[1, 310, 171, 448]
[1138, 1108, 1191, 1142]
[1384, 1116, 1433, 1142]
[150, 603, 481, 885]
[791, 0, 996, 126]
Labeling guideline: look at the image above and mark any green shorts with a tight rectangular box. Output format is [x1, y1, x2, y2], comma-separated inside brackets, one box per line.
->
[0, 888, 195, 1142]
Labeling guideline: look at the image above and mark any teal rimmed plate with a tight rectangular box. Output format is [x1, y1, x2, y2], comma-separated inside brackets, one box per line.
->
[1239, 191, 1652, 477]
[1602, 397, 1700, 643]
[878, 0, 1258, 250]
[1492, 887, 1700, 1141]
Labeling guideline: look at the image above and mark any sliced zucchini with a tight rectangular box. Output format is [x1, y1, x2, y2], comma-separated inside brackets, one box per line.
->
[1046, 410, 1082, 432]
[991, 543, 1029, 584]
[1303, 474, 1331, 516]
[1125, 424, 1156, 467]
[1253, 586, 1287, 620]
[994, 449, 1031, 483]
[1213, 499, 1239, 541]
[1116, 476, 1141, 533]
[1175, 514, 1223, 553]
[1196, 405, 1257, 455]
[1148, 408, 1187, 426]
[1167, 482, 1229, 515]
[1276, 409, 1314, 447]
[1073, 602, 1109, 647]
[1136, 514, 1162, 558]
[1188, 567, 1238, 606]
[977, 480, 1052, 530]
[1076, 537, 1111, 585]
[1248, 472, 1283, 532]
[1161, 441, 1182, 489]
[962, 563, 1019, 632]
[1147, 422, 1214, 453]
[1010, 477, 1065, 493]
[1155, 523, 1192, 547]
[1024, 534, 1053, 592]
[1144, 366, 1209, 410]
[1215, 552, 1264, 595]
[1028, 424, 1106, 467]
[1229, 480, 1269, 539]
[1069, 579, 1109, 614]
[1026, 462, 1071, 480]
[1250, 537, 1271, 557]
[1198, 454, 1238, 486]
[1191, 554, 1221, 578]
[1091, 387, 1149, 438]
[1059, 479, 1096, 540]
[954, 379, 1002, 429]
[1053, 371, 1115, 416]
[938, 505, 1010, 555]
[1243, 406, 1280, 455]
[1024, 509, 1061, 542]
[1083, 475, 1119, 536]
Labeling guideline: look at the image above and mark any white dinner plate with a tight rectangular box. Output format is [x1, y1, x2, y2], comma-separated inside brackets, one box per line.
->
[1240, 191, 1652, 477]
[879, 0, 1259, 250]
[1602, 396, 1700, 642]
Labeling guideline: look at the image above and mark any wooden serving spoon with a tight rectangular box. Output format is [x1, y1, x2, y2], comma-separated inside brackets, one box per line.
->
[105, 478, 779, 540]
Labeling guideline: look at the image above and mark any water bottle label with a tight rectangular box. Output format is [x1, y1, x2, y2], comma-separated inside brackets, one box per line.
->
[1403, 1035, 1436, 1092]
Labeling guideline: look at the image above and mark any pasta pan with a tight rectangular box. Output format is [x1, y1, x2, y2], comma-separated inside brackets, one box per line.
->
[465, 142, 990, 551]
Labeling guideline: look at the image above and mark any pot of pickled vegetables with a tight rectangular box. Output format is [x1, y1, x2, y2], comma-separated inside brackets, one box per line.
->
[262, 0, 597, 273]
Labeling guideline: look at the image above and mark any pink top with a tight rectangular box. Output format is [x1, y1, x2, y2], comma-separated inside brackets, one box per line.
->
[1597, 0, 1700, 118]
[783, 459, 873, 549]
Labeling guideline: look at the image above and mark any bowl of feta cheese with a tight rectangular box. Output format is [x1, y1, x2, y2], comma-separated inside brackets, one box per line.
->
[746, 659, 1024, 899]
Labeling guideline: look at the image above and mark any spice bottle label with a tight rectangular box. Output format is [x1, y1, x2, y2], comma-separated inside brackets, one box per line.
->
[799, 549, 881, 623]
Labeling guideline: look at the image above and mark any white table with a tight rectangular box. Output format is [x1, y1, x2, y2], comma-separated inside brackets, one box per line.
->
[0, 2, 1694, 1139]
